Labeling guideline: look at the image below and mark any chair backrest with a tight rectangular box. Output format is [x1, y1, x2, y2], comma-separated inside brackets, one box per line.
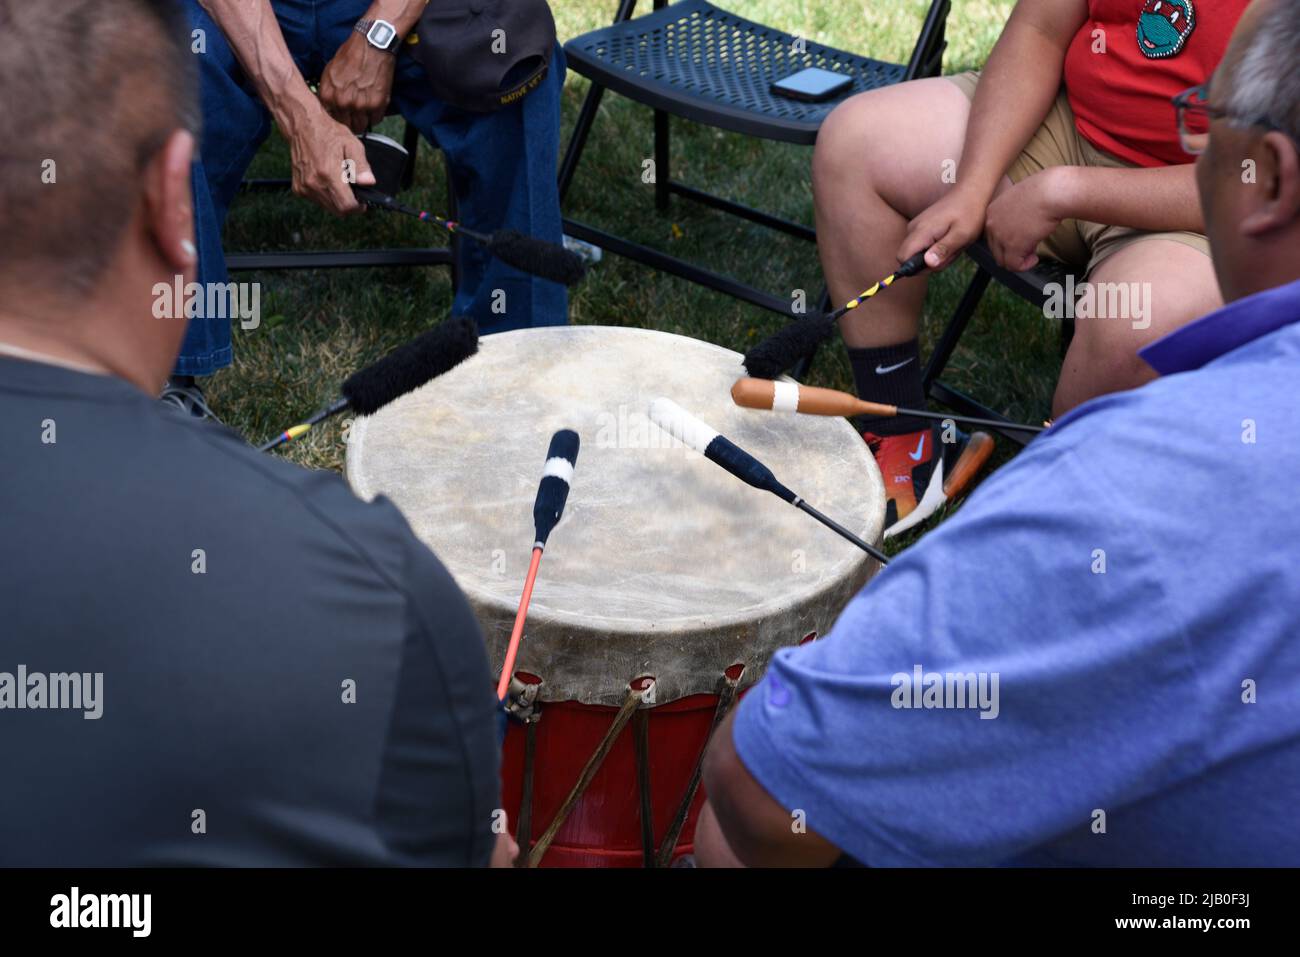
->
[659, 0, 953, 82]
[905, 0, 952, 81]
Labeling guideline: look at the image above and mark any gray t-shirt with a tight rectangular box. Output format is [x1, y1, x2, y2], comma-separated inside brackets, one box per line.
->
[0, 356, 499, 865]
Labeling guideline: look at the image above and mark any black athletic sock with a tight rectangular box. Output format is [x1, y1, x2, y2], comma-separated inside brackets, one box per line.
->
[846, 340, 929, 436]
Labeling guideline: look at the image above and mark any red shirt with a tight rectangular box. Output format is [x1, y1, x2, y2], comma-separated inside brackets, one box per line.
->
[1063, 0, 1247, 167]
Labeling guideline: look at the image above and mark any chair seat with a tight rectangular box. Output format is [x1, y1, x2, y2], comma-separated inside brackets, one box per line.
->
[965, 240, 1078, 309]
[563, 0, 906, 144]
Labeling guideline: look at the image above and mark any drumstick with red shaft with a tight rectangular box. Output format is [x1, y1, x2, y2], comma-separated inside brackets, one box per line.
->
[649, 398, 888, 566]
[730, 378, 1044, 435]
[497, 429, 581, 701]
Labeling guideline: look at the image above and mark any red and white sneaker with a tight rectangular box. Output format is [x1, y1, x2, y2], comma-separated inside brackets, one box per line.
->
[863, 425, 994, 538]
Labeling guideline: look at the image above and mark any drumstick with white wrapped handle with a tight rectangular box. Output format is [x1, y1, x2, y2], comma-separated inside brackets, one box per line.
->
[730, 378, 1045, 435]
[649, 398, 888, 566]
[497, 429, 581, 701]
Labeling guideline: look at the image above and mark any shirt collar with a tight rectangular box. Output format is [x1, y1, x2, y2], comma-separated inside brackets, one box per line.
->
[1140, 277, 1300, 376]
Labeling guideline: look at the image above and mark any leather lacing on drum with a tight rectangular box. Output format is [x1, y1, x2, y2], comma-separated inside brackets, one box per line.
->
[508, 668, 744, 868]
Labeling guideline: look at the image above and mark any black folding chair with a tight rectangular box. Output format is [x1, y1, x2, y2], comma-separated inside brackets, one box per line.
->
[922, 241, 1080, 446]
[227, 119, 459, 290]
[559, 0, 951, 317]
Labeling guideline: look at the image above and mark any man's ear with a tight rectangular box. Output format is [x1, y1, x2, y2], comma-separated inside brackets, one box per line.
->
[141, 129, 197, 278]
[1241, 131, 1300, 237]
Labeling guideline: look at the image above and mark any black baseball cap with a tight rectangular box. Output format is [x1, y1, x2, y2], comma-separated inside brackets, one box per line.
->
[410, 0, 557, 113]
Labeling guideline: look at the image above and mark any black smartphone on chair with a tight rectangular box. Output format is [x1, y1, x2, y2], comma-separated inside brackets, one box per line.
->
[771, 67, 853, 103]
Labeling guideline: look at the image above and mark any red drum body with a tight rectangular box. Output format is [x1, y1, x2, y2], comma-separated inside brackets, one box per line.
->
[347, 327, 884, 867]
[501, 689, 719, 868]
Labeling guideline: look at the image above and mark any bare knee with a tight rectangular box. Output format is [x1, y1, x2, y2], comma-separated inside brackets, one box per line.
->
[814, 78, 970, 218]
[1053, 244, 1221, 414]
[813, 95, 877, 200]
[1054, 327, 1157, 415]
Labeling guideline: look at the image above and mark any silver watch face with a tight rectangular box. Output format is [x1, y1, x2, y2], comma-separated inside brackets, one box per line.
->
[367, 20, 396, 49]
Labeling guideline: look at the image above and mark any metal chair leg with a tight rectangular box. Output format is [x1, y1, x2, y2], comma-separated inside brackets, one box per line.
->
[446, 156, 460, 295]
[904, 0, 951, 81]
[922, 267, 992, 390]
[557, 0, 640, 202]
[400, 120, 420, 191]
[558, 84, 607, 203]
[1060, 316, 1076, 357]
[923, 266, 1036, 447]
[654, 109, 670, 212]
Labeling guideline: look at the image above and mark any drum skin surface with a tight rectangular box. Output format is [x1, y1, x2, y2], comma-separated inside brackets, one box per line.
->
[347, 325, 884, 704]
[346, 326, 885, 866]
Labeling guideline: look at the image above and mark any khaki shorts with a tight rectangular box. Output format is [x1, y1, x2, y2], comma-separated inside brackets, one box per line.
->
[946, 70, 1209, 277]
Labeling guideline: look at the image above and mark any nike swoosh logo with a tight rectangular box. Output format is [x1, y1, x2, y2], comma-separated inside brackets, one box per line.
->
[908, 434, 926, 461]
[876, 358, 914, 375]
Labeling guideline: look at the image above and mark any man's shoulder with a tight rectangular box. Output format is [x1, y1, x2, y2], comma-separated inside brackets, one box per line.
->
[893, 352, 1289, 587]
[952, 346, 1300, 581]
[158, 413, 426, 586]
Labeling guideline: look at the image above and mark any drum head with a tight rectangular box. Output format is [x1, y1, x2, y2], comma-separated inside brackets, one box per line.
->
[347, 326, 885, 705]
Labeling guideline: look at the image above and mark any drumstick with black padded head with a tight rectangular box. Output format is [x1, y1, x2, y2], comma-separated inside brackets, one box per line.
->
[353, 187, 587, 287]
[649, 398, 888, 566]
[259, 316, 479, 452]
[743, 251, 929, 380]
[497, 429, 581, 702]
[731, 378, 1045, 435]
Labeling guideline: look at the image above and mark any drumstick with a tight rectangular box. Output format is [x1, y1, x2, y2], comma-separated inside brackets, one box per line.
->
[354, 187, 587, 287]
[259, 316, 479, 451]
[743, 251, 929, 380]
[649, 398, 888, 566]
[497, 429, 581, 701]
[731, 378, 1045, 435]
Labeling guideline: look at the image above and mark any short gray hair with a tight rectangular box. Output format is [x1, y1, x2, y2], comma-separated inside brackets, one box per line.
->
[0, 0, 199, 298]
[1223, 0, 1300, 143]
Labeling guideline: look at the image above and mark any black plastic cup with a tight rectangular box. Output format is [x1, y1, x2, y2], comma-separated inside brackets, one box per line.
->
[358, 132, 409, 198]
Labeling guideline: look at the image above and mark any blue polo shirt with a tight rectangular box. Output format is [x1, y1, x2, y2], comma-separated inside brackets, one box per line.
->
[733, 278, 1300, 867]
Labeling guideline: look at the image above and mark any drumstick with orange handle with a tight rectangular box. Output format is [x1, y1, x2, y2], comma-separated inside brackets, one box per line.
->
[730, 378, 1045, 435]
[497, 429, 581, 702]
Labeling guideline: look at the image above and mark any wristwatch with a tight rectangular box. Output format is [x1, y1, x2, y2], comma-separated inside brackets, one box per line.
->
[355, 18, 401, 55]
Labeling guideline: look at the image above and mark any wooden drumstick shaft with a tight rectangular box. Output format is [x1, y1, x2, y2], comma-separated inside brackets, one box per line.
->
[731, 378, 1045, 434]
[796, 501, 888, 566]
[497, 546, 543, 701]
[732, 377, 892, 417]
[258, 397, 349, 452]
[651, 397, 890, 566]
[498, 430, 580, 702]
[828, 251, 930, 321]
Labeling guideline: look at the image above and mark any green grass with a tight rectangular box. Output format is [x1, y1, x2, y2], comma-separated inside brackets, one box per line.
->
[213, 0, 1055, 550]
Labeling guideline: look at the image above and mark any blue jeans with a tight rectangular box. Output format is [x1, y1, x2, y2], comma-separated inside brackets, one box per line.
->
[178, 0, 568, 376]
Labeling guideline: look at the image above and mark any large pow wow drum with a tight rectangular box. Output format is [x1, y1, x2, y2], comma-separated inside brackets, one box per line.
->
[347, 326, 885, 866]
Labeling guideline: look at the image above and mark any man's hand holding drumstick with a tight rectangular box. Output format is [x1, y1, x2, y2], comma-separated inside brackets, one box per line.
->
[199, 0, 422, 215]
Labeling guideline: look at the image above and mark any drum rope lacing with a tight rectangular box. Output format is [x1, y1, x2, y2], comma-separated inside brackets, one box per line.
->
[511, 669, 743, 868]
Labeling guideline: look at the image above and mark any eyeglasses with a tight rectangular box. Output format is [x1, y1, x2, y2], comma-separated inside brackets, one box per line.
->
[1173, 82, 1285, 155]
